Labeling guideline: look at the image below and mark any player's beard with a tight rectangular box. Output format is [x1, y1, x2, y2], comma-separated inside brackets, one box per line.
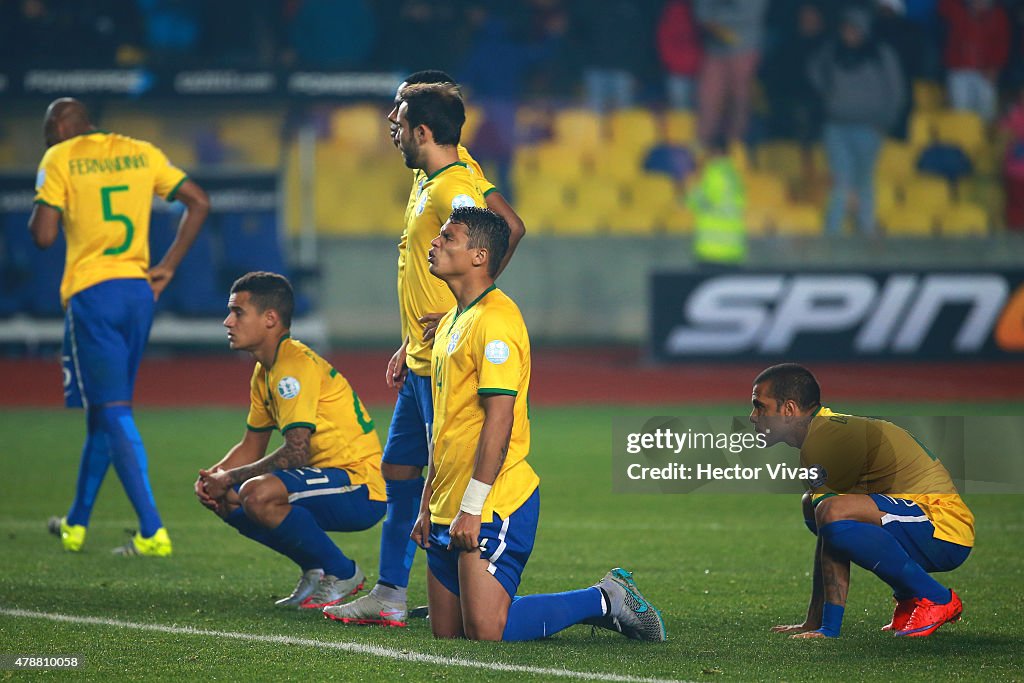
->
[400, 137, 421, 170]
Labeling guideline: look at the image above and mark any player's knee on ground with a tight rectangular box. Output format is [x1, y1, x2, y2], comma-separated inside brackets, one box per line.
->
[381, 462, 423, 482]
[802, 491, 818, 535]
[239, 475, 287, 524]
[462, 612, 506, 642]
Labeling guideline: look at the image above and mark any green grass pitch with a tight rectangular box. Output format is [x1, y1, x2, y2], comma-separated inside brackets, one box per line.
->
[1, 403, 1021, 681]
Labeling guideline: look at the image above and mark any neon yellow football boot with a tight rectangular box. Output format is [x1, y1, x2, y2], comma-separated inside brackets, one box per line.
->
[48, 516, 86, 552]
[112, 527, 173, 557]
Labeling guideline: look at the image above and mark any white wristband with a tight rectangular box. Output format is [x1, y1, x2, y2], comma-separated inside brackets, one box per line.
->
[460, 478, 492, 515]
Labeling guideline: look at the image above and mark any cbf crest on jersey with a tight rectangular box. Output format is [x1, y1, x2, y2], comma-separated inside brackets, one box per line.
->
[484, 340, 510, 364]
[415, 189, 429, 216]
[277, 376, 301, 399]
[451, 194, 475, 210]
[446, 329, 461, 354]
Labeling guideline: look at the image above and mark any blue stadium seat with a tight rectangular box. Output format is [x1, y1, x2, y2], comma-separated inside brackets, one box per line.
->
[150, 208, 223, 316]
[0, 212, 33, 316]
[218, 211, 287, 279]
[27, 229, 65, 317]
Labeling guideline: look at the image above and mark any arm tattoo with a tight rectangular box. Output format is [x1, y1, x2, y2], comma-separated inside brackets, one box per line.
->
[228, 428, 311, 485]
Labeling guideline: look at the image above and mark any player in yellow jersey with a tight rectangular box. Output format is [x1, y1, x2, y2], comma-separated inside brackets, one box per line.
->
[395, 206, 666, 642]
[31, 98, 209, 557]
[749, 364, 973, 639]
[330, 80, 518, 626]
[196, 273, 385, 609]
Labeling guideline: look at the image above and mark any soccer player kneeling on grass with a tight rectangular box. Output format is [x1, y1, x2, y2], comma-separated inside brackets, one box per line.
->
[332, 206, 665, 641]
[749, 364, 974, 639]
[195, 272, 386, 609]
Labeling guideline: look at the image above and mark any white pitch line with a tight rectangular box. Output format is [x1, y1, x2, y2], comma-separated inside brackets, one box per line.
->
[0, 607, 688, 683]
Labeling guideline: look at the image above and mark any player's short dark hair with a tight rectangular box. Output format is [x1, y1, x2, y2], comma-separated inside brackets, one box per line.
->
[400, 82, 464, 146]
[450, 206, 509, 278]
[403, 70, 457, 87]
[754, 363, 821, 410]
[231, 271, 294, 328]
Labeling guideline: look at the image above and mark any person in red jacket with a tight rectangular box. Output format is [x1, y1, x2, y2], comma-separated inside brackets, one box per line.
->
[657, 0, 703, 110]
[938, 0, 1010, 122]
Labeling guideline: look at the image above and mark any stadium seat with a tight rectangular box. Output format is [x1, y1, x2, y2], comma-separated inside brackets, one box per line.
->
[913, 80, 946, 112]
[331, 105, 389, 156]
[934, 110, 985, 158]
[590, 144, 645, 183]
[609, 109, 659, 150]
[605, 207, 658, 235]
[908, 113, 937, 149]
[875, 180, 901, 217]
[552, 108, 603, 148]
[463, 104, 484, 145]
[100, 113, 163, 145]
[514, 179, 570, 233]
[570, 182, 624, 222]
[27, 230, 65, 317]
[745, 172, 788, 211]
[533, 143, 587, 183]
[902, 176, 953, 214]
[151, 209, 224, 316]
[662, 111, 697, 145]
[939, 202, 989, 237]
[659, 206, 695, 233]
[219, 211, 288, 281]
[0, 211, 33, 316]
[881, 206, 935, 237]
[218, 112, 283, 168]
[755, 142, 803, 185]
[744, 205, 775, 237]
[775, 204, 824, 236]
[549, 207, 601, 235]
[877, 142, 917, 183]
[626, 174, 678, 216]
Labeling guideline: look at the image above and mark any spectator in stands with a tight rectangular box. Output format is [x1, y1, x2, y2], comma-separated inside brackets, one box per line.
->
[904, 0, 944, 79]
[875, 0, 926, 139]
[137, 0, 202, 66]
[938, 0, 1011, 123]
[761, 1, 826, 146]
[571, 0, 658, 113]
[809, 6, 906, 236]
[379, 0, 473, 74]
[694, 0, 769, 148]
[1000, 87, 1024, 230]
[656, 0, 703, 111]
[285, 0, 375, 68]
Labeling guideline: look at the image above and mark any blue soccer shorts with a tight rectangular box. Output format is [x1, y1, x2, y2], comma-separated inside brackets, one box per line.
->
[870, 494, 972, 573]
[63, 278, 154, 408]
[426, 487, 540, 599]
[265, 467, 385, 532]
[382, 370, 433, 468]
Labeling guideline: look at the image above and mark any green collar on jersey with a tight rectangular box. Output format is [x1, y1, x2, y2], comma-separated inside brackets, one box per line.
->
[270, 332, 291, 368]
[453, 284, 496, 325]
[425, 160, 467, 182]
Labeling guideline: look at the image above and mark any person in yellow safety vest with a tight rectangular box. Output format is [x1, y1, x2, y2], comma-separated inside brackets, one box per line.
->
[686, 140, 747, 266]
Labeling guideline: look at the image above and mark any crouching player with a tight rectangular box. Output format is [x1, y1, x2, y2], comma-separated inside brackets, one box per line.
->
[196, 272, 386, 609]
[330, 206, 665, 641]
[749, 363, 974, 639]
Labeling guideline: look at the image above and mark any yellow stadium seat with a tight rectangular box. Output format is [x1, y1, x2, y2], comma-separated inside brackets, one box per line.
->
[902, 176, 952, 214]
[913, 80, 946, 112]
[609, 108, 659, 150]
[514, 178, 570, 232]
[463, 104, 484, 146]
[590, 144, 645, 183]
[908, 113, 937, 149]
[552, 108, 603, 147]
[744, 205, 775, 237]
[534, 143, 586, 182]
[775, 204, 824, 236]
[606, 207, 659, 235]
[663, 111, 697, 145]
[939, 202, 989, 237]
[755, 142, 803, 185]
[158, 140, 196, 170]
[875, 180, 901, 216]
[331, 105, 389, 155]
[934, 110, 985, 157]
[745, 172, 788, 210]
[660, 206, 695, 233]
[550, 208, 602, 235]
[218, 113, 282, 166]
[876, 142, 917, 182]
[570, 181, 625, 220]
[626, 174, 678, 215]
[881, 206, 935, 237]
[101, 113, 163, 144]
[728, 142, 751, 174]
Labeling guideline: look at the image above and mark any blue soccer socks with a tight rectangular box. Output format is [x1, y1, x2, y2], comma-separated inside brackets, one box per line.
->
[98, 405, 163, 537]
[378, 477, 424, 590]
[269, 506, 356, 580]
[821, 520, 951, 605]
[225, 506, 319, 571]
[501, 588, 605, 641]
[66, 408, 111, 527]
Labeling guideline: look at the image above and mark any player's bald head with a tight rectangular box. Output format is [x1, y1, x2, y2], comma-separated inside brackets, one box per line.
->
[43, 98, 92, 147]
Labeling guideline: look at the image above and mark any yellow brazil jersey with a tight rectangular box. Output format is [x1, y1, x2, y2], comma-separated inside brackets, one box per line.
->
[429, 285, 538, 525]
[801, 407, 974, 547]
[404, 145, 497, 222]
[397, 160, 485, 376]
[33, 130, 187, 306]
[246, 335, 385, 502]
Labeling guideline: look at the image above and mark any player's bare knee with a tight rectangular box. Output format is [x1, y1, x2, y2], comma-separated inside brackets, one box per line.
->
[239, 476, 284, 518]
[814, 496, 845, 527]
[463, 616, 505, 642]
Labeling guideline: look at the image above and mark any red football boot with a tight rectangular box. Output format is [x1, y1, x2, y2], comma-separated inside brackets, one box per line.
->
[895, 590, 963, 637]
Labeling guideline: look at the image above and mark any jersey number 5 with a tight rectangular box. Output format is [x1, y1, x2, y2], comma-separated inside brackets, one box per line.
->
[100, 185, 134, 255]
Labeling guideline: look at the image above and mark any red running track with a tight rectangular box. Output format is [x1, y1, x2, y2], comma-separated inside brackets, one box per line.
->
[4, 349, 1024, 407]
